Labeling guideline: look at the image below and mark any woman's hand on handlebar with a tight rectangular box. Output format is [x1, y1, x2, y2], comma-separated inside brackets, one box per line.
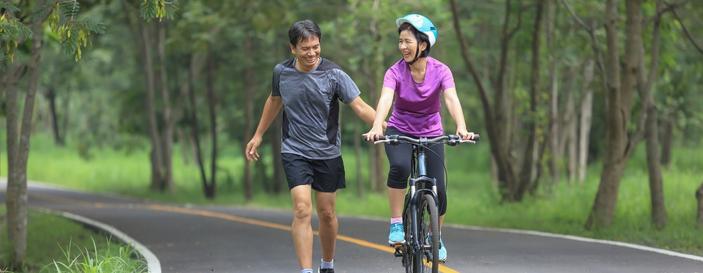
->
[363, 126, 385, 142]
[456, 127, 477, 142]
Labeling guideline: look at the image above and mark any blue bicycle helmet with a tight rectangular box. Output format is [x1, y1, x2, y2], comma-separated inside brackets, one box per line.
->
[396, 14, 438, 47]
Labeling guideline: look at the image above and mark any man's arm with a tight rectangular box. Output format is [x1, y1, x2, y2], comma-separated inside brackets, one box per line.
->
[348, 96, 377, 126]
[245, 95, 283, 161]
[253, 95, 283, 137]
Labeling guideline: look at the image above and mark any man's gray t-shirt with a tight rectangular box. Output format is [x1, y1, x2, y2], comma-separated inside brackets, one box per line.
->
[271, 58, 360, 160]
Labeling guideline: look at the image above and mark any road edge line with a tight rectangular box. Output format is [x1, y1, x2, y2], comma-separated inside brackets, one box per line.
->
[337, 213, 703, 263]
[444, 223, 703, 263]
[39, 208, 162, 273]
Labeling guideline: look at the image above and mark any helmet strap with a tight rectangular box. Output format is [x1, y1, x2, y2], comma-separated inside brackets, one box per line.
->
[406, 46, 421, 66]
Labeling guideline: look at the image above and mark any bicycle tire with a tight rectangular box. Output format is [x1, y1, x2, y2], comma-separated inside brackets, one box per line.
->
[403, 199, 415, 273]
[413, 194, 439, 273]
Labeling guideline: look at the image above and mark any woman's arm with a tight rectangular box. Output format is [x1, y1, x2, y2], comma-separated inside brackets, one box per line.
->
[442, 87, 471, 138]
[363, 87, 395, 141]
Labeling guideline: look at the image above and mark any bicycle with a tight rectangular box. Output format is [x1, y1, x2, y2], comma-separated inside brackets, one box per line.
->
[373, 134, 478, 273]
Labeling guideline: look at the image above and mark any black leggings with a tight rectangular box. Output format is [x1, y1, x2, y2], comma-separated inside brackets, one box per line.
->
[384, 127, 447, 216]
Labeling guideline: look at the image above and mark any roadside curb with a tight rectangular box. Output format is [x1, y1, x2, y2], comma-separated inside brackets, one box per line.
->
[38, 208, 162, 273]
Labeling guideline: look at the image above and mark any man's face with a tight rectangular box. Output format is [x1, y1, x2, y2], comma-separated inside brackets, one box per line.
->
[290, 36, 321, 70]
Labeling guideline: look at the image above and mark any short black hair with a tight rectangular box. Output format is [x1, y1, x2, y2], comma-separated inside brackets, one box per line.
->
[398, 23, 431, 57]
[288, 20, 322, 46]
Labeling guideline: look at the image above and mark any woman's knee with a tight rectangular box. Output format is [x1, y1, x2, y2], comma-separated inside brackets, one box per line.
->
[387, 163, 410, 188]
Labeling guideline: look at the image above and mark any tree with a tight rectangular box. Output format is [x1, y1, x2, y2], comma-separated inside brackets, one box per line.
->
[1, 0, 101, 267]
[697, 182, 703, 228]
[121, 0, 176, 192]
[585, 0, 643, 229]
[640, 1, 668, 230]
[450, 0, 563, 202]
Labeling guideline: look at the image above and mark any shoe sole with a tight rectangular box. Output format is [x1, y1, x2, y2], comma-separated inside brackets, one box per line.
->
[388, 240, 406, 246]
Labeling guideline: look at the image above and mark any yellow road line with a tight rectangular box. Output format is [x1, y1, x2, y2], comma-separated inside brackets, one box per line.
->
[26, 192, 461, 273]
[146, 204, 461, 273]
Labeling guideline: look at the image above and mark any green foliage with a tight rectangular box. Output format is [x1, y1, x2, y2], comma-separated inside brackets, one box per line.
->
[47, 1, 106, 61]
[0, 0, 103, 65]
[140, 0, 178, 21]
[0, 9, 32, 63]
[47, 239, 146, 273]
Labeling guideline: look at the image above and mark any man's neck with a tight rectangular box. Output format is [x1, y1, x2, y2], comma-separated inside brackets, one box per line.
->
[295, 57, 321, 73]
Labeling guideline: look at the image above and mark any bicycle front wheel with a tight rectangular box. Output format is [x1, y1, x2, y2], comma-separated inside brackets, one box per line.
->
[413, 193, 439, 273]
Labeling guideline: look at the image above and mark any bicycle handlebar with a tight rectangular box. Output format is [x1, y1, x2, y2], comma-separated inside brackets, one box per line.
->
[372, 134, 479, 146]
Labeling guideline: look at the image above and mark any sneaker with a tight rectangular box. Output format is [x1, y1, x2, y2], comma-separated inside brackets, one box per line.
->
[388, 223, 405, 245]
[426, 235, 447, 262]
[438, 239, 447, 262]
[318, 268, 334, 273]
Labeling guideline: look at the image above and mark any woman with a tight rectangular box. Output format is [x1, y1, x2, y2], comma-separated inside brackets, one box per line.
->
[364, 14, 474, 263]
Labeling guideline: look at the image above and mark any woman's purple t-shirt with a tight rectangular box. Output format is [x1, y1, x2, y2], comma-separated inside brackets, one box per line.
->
[383, 57, 455, 137]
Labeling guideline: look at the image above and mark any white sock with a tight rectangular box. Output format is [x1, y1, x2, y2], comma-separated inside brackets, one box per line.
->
[321, 259, 334, 269]
[301, 269, 313, 273]
[390, 217, 403, 224]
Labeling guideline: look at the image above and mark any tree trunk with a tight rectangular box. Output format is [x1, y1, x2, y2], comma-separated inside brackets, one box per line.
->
[122, 1, 165, 190]
[205, 55, 218, 199]
[645, 104, 666, 229]
[578, 60, 595, 183]
[187, 53, 214, 199]
[5, 9, 45, 266]
[450, 0, 519, 202]
[176, 128, 191, 165]
[353, 123, 364, 198]
[156, 21, 174, 192]
[659, 115, 673, 166]
[4, 69, 25, 269]
[240, 39, 256, 200]
[586, 0, 642, 230]
[643, 1, 666, 229]
[140, 22, 165, 191]
[270, 115, 284, 193]
[516, 0, 543, 201]
[565, 92, 578, 182]
[243, 51, 254, 199]
[697, 182, 703, 228]
[545, 0, 559, 184]
[365, 7, 386, 193]
[44, 88, 64, 146]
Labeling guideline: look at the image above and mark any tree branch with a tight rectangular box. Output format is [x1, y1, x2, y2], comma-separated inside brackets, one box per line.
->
[561, 0, 609, 96]
[668, 3, 703, 55]
[561, 0, 593, 32]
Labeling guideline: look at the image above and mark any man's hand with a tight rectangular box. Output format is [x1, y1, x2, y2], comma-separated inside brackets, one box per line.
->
[245, 135, 263, 161]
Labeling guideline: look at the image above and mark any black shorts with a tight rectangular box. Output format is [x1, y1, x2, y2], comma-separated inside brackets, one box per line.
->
[281, 153, 346, 192]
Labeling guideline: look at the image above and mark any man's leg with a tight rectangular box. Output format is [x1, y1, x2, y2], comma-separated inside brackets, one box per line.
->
[291, 185, 314, 270]
[315, 191, 338, 262]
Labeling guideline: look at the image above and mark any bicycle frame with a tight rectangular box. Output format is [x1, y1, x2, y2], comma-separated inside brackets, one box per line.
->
[405, 138, 439, 255]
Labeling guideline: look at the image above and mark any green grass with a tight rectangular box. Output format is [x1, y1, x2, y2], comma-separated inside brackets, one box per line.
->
[0, 207, 146, 273]
[4, 133, 703, 256]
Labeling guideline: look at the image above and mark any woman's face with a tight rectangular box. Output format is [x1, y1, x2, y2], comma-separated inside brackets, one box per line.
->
[398, 30, 426, 63]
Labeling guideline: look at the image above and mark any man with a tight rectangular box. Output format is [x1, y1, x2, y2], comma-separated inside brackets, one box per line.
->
[245, 19, 376, 273]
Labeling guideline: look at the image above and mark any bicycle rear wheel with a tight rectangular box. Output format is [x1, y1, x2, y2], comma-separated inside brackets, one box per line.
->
[413, 194, 439, 273]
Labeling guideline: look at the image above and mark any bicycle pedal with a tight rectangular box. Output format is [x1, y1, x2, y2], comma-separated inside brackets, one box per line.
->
[393, 246, 403, 257]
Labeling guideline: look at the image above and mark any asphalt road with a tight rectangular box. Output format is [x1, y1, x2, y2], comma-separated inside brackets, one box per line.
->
[1, 181, 702, 273]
